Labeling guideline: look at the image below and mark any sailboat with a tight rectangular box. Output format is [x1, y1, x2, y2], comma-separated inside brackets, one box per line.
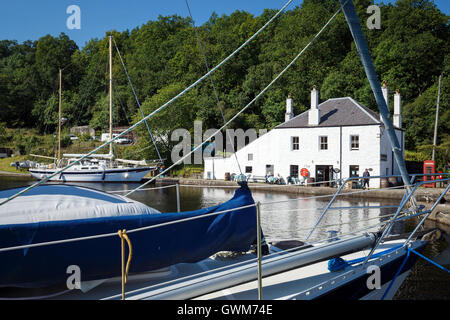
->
[28, 36, 159, 182]
[0, 0, 448, 300]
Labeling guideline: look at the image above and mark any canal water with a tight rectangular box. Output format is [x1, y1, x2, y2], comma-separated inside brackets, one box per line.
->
[0, 176, 448, 299]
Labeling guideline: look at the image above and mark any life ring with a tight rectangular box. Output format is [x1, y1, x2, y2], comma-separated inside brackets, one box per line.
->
[300, 168, 309, 177]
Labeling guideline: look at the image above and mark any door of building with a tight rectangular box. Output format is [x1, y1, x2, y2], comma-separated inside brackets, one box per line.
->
[315, 165, 333, 186]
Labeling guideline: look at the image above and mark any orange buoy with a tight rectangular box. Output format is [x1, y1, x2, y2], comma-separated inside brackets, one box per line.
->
[300, 168, 309, 177]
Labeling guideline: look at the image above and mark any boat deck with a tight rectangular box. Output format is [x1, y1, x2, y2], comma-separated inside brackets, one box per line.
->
[30, 238, 416, 300]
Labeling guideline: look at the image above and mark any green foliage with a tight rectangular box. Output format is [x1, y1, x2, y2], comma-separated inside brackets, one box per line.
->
[0, 0, 447, 168]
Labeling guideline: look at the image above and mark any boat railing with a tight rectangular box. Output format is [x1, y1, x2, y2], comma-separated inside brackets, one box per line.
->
[0, 175, 448, 300]
[362, 177, 450, 265]
[304, 173, 449, 241]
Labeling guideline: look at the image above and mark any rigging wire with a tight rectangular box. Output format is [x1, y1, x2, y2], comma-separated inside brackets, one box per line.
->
[124, 0, 344, 197]
[184, 0, 243, 174]
[0, 0, 295, 207]
[112, 37, 163, 162]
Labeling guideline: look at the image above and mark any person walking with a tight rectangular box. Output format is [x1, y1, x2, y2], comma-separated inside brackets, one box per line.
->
[362, 169, 370, 189]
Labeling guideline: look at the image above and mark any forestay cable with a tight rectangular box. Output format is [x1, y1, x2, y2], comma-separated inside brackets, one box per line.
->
[0, 0, 294, 207]
[112, 37, 163, 162]
[185, 0, 243, 175]
[125, 1, 347, 197]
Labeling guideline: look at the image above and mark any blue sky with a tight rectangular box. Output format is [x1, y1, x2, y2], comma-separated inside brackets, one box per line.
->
[1, 0, 448, 48]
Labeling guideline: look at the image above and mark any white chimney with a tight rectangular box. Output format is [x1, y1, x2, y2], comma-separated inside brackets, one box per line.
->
[308, 85, 320, 125]
[381, 81, 389, 107]
[393, 89, 402, 128]
[285, 94, 293, 122]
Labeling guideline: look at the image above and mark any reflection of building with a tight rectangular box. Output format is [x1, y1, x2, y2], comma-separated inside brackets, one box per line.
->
[70, 125, 95, 137]
[204, 84, 404, 188]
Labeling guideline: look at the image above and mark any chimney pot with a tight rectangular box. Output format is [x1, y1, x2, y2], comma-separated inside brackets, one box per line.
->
[285, 94, 294, 122]
[381, 82, 388, 107]
[394, 89, 402, 128]
[309, 86, 320, 125]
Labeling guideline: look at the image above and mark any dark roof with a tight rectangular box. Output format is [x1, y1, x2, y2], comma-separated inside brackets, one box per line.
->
[276, 97, 383, 129]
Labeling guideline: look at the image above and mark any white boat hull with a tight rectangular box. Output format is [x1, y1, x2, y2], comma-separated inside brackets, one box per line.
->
[29, 167, 155, 182]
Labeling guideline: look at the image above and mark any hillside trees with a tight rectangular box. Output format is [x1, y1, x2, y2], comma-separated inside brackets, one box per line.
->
[0, 0, 447, 166]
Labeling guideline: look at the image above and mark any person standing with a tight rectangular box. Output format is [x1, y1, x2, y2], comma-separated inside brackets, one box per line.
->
[362, 169, 370, 189]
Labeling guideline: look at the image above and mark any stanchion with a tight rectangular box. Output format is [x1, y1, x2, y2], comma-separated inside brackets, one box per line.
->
[176, 183, 181, 212]
[256, 201, 263, 300]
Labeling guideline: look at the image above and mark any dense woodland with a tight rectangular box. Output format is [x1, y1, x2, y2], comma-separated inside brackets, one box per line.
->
[0, 0, 448, 168]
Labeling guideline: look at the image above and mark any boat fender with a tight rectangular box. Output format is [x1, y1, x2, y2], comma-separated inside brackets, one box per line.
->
[327, 257, 349, 272]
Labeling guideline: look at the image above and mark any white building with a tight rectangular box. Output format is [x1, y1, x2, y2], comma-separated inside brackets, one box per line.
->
[203, 84, 404, 188]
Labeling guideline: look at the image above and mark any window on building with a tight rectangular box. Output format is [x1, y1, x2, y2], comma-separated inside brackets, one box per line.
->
[350, 165, 359, 177]
[248, 153, 253, 161]
[350, 135, 359, 150]
[291, 136, 299, 150]
[319, 136, 328, 150]
[290, 165, 299, 178]
[266, 165, 274, 176]
[245, 166, 252, 173]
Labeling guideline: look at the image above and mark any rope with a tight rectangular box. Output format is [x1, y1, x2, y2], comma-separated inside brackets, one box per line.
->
[118, 229, 133, 300]
[0, 203, 257, 254]
[124, 1, 344, 197]
[380, 247, 410, 300]
[407, 247, 450, 274]
[112, 37, 163, 162]
[0, 0, 295, 207]
[185, 0, 243, 175]
[108, 184, 178, 193]
[103, 231, 379, 300]
[261, 205, 398, 214]
[0, 193, 392, 255]
[260, 185, 407, 205]
[381, 241, 450, 300]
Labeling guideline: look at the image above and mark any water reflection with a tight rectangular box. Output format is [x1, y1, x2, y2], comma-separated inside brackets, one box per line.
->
[0, 179, 403, 242]
[86, 183, 402, 242]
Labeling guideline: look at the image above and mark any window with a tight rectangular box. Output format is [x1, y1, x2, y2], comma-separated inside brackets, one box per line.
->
[350, 135, 359, 150]
[290, 165, 299, 178]
[248, 153, 253, 161]
[350, 165, 359, 177]
[266, 164, 274, 176]
[319, 136, 328, 150]
[245, 166, 253, 174]
[291, 136, 299, 150]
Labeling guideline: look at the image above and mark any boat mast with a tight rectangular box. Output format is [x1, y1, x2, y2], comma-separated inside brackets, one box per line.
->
[109, 35, 113, 162]
[338, 0, 416, 206]
[58, 68, 62, 164]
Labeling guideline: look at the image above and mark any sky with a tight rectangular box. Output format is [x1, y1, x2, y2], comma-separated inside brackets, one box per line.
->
[0, 0, 449, 49]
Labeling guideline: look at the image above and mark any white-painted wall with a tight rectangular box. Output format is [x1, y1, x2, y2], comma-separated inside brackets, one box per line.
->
[204, 124, 404, 188]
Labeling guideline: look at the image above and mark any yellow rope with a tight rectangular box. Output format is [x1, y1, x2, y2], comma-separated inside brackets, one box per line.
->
[118, 229, 133, 300]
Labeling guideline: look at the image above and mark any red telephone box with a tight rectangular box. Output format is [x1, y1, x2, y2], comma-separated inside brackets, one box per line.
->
[423, 160, 435, 188]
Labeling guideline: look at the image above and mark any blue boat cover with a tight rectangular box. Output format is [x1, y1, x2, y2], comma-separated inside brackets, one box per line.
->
[0, 184, 257, 288]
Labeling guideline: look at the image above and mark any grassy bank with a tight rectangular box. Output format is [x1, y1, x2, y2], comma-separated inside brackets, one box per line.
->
[0, 156, 30, 174]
